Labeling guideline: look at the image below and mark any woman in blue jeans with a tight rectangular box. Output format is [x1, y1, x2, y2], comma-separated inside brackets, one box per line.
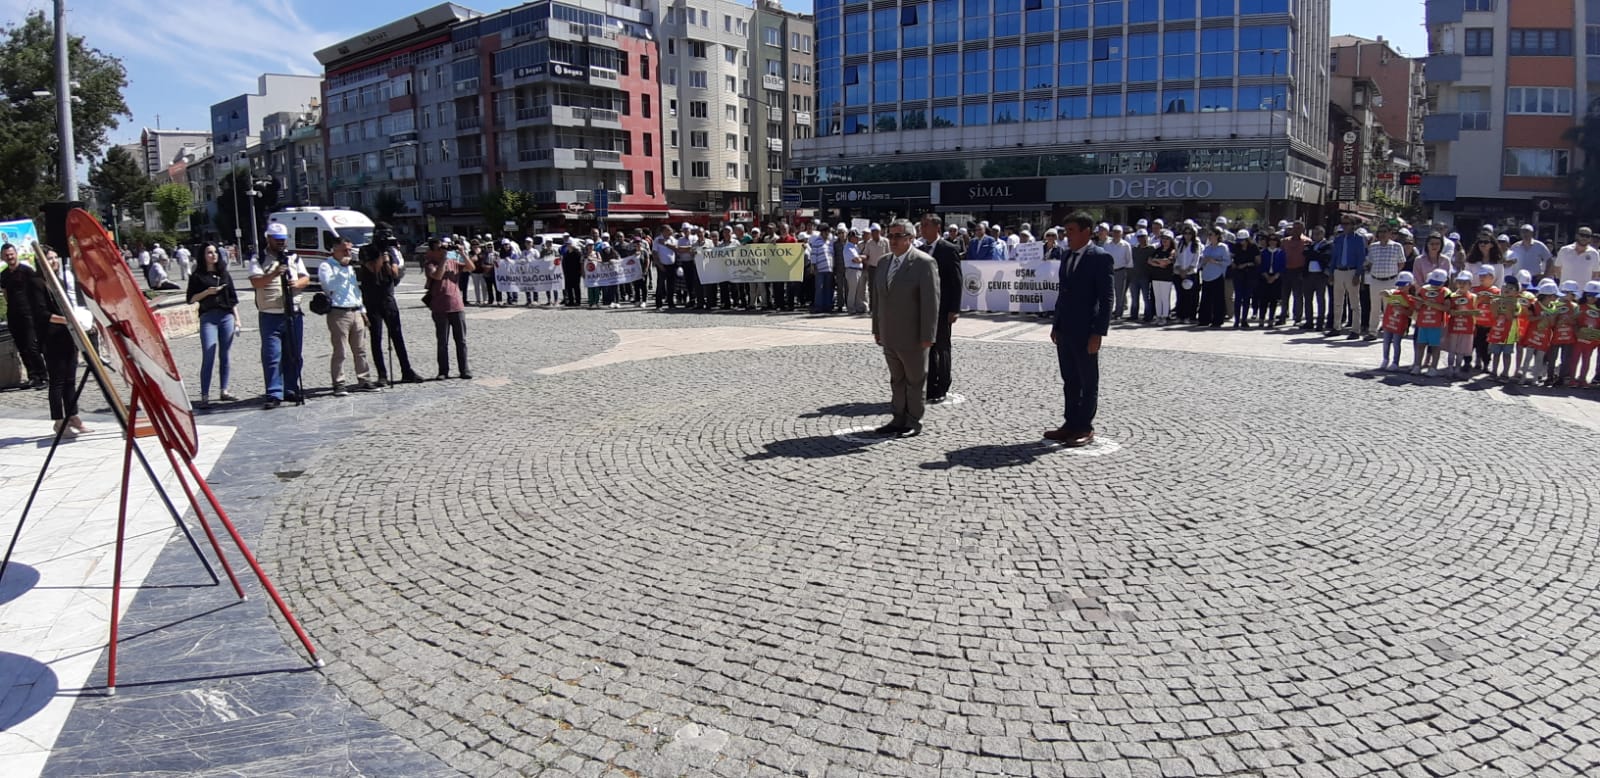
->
[185, 243, 240, 406]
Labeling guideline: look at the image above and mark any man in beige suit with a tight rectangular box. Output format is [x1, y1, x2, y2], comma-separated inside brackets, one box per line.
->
[870, 218, 940, 437]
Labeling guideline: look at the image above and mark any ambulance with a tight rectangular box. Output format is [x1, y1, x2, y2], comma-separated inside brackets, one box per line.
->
[264, 207, 376, 271]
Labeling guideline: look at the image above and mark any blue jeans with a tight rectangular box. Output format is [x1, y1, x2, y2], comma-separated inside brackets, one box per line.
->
[258, 311, 304, 399]
[812, 271, 834, 313]
[198, 309, 236, 397]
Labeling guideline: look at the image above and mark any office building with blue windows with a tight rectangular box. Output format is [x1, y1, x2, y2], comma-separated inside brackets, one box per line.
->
[793, 0, 1331, 227]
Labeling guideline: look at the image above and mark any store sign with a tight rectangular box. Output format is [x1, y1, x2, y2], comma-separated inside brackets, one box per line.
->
[1401, 173, 1422, 186]
[1334, 129, 1362, 202]
[551, 63, 585, 80]
[936, 178, 1047, 207]
[1107, 175, 1215, 200]
[514, 64, 547, 79]
[820, 182, 931, 207]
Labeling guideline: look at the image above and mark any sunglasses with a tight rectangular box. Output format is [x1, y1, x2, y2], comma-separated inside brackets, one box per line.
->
[887, 232, 911, 239]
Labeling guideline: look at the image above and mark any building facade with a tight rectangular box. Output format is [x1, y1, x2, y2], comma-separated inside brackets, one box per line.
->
[795, 0, 1331, 228]
[209, 74, 324, 174]
[750, 0, 815, 221]
[261, 109, 328, 208]
[657, 0, 760, 221]
[138, 129, 211, 178]
[1422, 0, 1592, 240]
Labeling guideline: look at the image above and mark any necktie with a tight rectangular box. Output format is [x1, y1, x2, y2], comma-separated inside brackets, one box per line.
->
[888, 254, 904, 284]
[1066, 250, 1081, 277]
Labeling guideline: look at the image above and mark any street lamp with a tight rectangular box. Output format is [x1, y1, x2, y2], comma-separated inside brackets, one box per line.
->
[52, 0, 75, 201]
[246, 177, 271, 259]
[1261, 49, 1283, 229]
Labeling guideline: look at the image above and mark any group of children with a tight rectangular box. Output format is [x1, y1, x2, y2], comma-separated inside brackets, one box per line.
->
[1377, 265, 1600, 386]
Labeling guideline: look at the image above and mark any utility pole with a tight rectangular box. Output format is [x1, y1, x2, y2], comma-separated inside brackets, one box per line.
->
[53, 0, 76, 200]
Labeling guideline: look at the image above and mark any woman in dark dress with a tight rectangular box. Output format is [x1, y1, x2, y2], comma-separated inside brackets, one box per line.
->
[38, 251, 89, 435]
[185, 243, 240, 406]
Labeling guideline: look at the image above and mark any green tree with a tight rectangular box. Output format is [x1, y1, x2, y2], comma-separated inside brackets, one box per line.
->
[152, 182, 192, 235]
[480, 188, 536, 235]
[88, 145, 153, 216]
[1566, 114, 1600, 219]
[0, 11, 130, 216]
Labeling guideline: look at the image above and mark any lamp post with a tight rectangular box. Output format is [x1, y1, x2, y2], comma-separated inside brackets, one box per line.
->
[1261, 49, 1282, 229]
[53, 0, 75, 200]
[246, 177, 270, 260]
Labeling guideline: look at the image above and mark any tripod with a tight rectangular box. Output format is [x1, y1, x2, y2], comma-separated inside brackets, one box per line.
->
[1, 362, 218, 587]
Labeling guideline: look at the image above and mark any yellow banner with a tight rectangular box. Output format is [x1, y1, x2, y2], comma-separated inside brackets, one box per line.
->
[695, 243, 806, 284]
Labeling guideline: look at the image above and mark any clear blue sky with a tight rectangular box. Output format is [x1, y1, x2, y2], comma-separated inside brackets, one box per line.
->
[0, 0, 1426, 150]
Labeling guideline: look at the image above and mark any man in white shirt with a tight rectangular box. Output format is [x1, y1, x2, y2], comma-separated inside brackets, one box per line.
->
[1103, 225, 1134, 319]
[174, 244, 192, 279]
[653, 227, 679, 309]
[1508, 225, 1553, 278]
[1554, 226, 1600, 283]
[860, 223, 890, 313]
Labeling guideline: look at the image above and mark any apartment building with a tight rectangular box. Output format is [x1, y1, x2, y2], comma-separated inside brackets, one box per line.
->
[750, 0, 815, 221]
[794, 0, 1331, 228]
[209, 74, 323, 173]
[1422, 0, 1593, 240]
[260, 109, 328, 208]
[138, 128, 211, 178]
[656, 0, 762, 221]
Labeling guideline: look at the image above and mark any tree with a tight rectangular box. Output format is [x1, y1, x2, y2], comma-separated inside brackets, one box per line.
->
[1566, 115, 1600, 220]
[374, 189, 405, 223]
[480, 188, 536, 235]
[89, 145, 153, 216]
[152, 182, 193, 235]
[0, 11, 130, 216]
[213, 168, 278, 244]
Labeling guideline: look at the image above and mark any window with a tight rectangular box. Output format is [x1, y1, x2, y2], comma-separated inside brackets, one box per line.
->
[994, 46, 1021, 92]
[1464, 28, 1493, 57]
[645, 171, 654, 196]
[691, 161, 710, 178]
[1199, 86, 1232, 112]
[1129, 0, 1160, 22]
[845, 11, 869, 56]
[1200, 28, 1234, 77]
[1024, 98, 1051, 121]
[1508, 29, 1573, 57]
[644, 133, 653, 156]
[725, 47, 738, 65]
[994, 0, 1021, 37]
[993, 100, 1019, 124]
[845, 112, 870, 133]
[689, 41, 707, 58]
[1239, 0, 1288, 11]
[1057, 95, 1087, 119]
[668, 128, 680, 147]
[903, 3, 928, 48]
[903, 56, 929, 99]
[1164, 30, 1196, 80]
[934, 52, 960, 97]
[1162, 87, 1193, 114]
[875, 60, 899, 102]
[725, 133, 738, 151]
[1506, 86, 1573, 116]
[1126, 89, 1157, 115]
[1025, 0, 1053, 33]
[1165, 0, 1195, 19]
[965, 0, 989, 41]
[642, 95, 652, 118]
[875, 111, 898, 132]
[1127, 33, 1157, 82]
[902, 107, 928, 129]
[669, 98, 678, 117]
[1058, 39, 1088, 86]
[1502, 148, 1571, 177]
[875, 7, 898, 49]
[726, 104, 738, 122]
[726, 162, 739, 179]
[689, 101, 707, 118]
[641, 55, 650, 80]
[690, 70, 708, 89]
[1238, 26, 1290, 76]
[665, 68, 678, 86]
[962, 103, 988, 126]
[791, 31, 800, 50]
[1026, 43, 1054, 89]
[690, 131, 707, 148]
[1092, 93, 1122, 117]
[1464, 0, 1493, 9]
[1093, 36, 1122, 85]
[932, 105, 958, 127]
[1059, 0, 1089, 27]
[670, 160, 679, 177]
[1094, 0, 1121, 26]
[764, 26, 781, 47]
[933, 0, 959, 44]
[963, 49, 990, 94]
[1201, 0, 1232, 16]
[845, 63, 867, 105]
[1458, 88, 1490, 129]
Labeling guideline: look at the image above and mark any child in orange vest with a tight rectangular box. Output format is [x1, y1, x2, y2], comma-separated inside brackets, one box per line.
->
[1576, 281, 1600, 388]
[1443, 270, 1478, 379]
[1487, 274, 1529, 383]
[1523, 279, 1561, 386]
[1378, 271, 1416, 372]
[1411, 269, 1452, 377]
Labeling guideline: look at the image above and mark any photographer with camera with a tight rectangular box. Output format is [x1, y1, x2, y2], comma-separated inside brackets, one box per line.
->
[356, 223, 423, 386]
[424, 237, 474, 380]
[318, 238, 382, 396]
[250, 223, 310, 409]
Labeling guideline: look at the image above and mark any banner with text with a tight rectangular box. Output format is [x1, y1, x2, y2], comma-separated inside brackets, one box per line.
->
[959, 258, 1061, 313]
[496, 258, 564, 294]
[583, 256, 644, 287]
[695, 243, 806, 285]
[0, 219, 41, 266]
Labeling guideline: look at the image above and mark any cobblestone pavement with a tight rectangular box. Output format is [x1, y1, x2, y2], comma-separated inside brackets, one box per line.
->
[8, 287, 1600, 776]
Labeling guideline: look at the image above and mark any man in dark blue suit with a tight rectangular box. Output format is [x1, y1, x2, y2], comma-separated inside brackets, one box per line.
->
[1045, 211, 1115, 448]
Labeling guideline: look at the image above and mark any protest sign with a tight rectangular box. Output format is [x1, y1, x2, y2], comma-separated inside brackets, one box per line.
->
[583, 255, 643, 287]
[0, 219, 41, 266]
[1012, 241, 1044, 264]
[696, 243, 806, 284]
[959, 258, 1061, 313]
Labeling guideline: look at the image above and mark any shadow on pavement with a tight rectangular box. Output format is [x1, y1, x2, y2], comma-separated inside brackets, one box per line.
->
[746, 432, 886, 460]
[0, 651, 57, 729]
[798, 402, 890, 419]
[921, 440, 1058, 471]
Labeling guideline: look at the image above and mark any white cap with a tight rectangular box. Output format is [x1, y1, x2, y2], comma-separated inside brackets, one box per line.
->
[1584, 281, 1600, 294]
[1455, 270, 1473, 282]
[1215, 216, 1229, 226]
[1136, 219, 1149, 228]
[1497, 234, 1511, 242]
[869, 223, 881, 232]
[1521, 224, 1535, 233]
[1517, 269, 1534, 284]
[1476, 264, 1497, 277]
[265, 223, 289, 240]
[1396, 271, 1415, 285]
[1398, 228, 1413, 240]
[1560, 279, 1580, 293]
[1427, 269, 1450, 285]
[1448, 232, 1461, 241]
[1538, 279, 1561, 295]
[1235, 229, 1250, 240]
[1097, 222, 1110, 231]
[1135, 228, 1149, 237]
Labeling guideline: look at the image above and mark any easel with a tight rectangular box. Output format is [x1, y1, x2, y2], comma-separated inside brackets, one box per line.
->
[8, 225, 321, 693]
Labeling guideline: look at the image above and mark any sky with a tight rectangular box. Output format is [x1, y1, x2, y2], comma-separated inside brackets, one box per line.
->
[1, 0, 1428, 150]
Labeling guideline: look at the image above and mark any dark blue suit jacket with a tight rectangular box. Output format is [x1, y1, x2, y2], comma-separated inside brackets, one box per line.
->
[1052, 243, 1115, 339]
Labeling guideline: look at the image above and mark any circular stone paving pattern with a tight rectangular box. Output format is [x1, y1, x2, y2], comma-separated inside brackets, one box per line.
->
[265, 336, 1600, 777]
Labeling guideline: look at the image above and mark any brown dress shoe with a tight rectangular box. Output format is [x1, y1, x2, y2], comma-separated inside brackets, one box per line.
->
[1043, 427, 1078, 442]
[1062, 431, 1096, 448]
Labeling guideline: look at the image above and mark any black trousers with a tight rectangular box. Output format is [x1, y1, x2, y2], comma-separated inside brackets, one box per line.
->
[7, 315, 47, 381]
[1174, 279, 1200, 321]
[927, 315, 954, 400]
[563, 270, 583, 306]
[44, 325, 77, 420]
[366, 302, 415, 380]
[432, 311, 468, 376]
[656, 265, 679, 307]
[1055, 333, 1100, 433]
[1473, 325, 1491, 370]
[1199, 277, 1227, 326]
[682, 262, 703, 307]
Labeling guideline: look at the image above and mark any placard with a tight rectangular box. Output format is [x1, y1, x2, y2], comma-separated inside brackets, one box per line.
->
[1012, 242, 1044, 264]
[495, 257, 564, 294]
[696, 243, 807, 284]
[583, 255, 643, 287]
[1, 218, 42, 266]
[959, 258, 1061, 312]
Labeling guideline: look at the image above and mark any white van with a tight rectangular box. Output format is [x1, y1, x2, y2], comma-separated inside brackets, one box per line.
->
[265, 208, 375, 269]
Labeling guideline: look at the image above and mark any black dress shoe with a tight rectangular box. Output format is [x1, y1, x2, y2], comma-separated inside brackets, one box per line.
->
[459, 373, 474, 380]
[898, 423, 923, 437]
[927, 395, 946, 404]
[262, 398, 282, 410]
[873, 424, 907, 435]
[401, 373, 425, 384]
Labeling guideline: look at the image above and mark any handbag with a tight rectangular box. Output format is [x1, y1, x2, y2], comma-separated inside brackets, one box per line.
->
[308, 292, 331, 315]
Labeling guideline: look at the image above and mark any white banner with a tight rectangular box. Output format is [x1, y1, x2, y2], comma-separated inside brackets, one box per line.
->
[583, 255, 643, 287]
[497, 257, 563, 294]
[959, 259, 1061, 313]
[1012, 241, 1043, 264]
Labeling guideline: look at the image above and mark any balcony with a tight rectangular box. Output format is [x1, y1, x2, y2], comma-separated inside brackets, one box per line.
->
[1424, 54, 1461, 84]
[516, 105, 550, 122]
[457, 114, 482, 132]
[795, 111, 812, 126]
[458, 155, 484, 170]
[518, 148, 554, 164]
[762, 74, 786, 92]
[549, 19, 619, 46]
[1425, 0, 1464, 26]
[767, 137, 784, 152]
[588, 66, 620, 87]
[1422, 113, 1461, 143]
[508, 147, 622, 169]
[388, 165, 417, 182]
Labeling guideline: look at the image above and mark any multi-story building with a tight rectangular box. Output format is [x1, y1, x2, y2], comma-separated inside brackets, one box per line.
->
[1422, 0, 1590, 240]
[658, 0, 760, 221]
[795, 0, 1331, 229]
[209, 74, 323, 175]
[318, 1, 665, 237]
[261, 108, 328, 208]
[137, 129, 211, 178]
[750, 0, 814, 221]
[315, 4, 477, 237]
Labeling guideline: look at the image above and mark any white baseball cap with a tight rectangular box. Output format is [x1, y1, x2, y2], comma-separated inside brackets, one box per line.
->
[1396, 271, 1415, 285]
[1584, 281, 1600, 294]
[1537, 279, 1561, 295]
[1455, 270, 1473, 282]
[1427, 269, 1450, 285]
[1560, 279, 1580, 293]
[265, 223, 289, 240]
